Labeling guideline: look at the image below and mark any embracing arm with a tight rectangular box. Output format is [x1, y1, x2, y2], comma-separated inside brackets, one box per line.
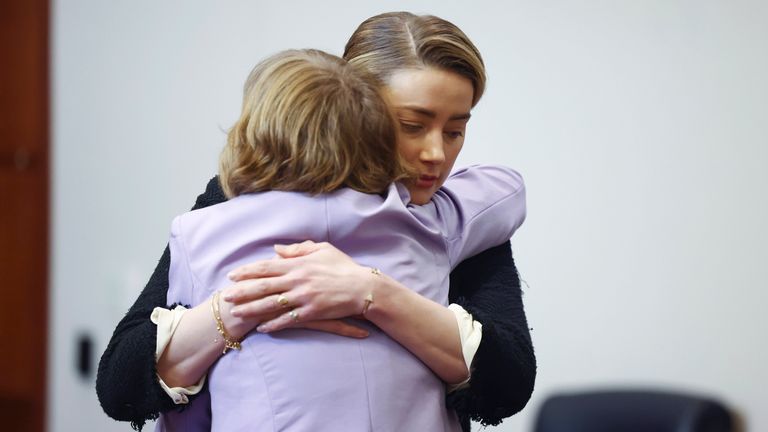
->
[96, 246, 177, 430]
[446, 240, 536, 427]
[95, 176, 226, 430]
[226, 241, 470, 385]
[226, 239, 534, 430]
[361, 269, 470, 384]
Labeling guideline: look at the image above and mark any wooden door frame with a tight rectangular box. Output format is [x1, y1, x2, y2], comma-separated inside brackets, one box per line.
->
[0, 0, 50, 431]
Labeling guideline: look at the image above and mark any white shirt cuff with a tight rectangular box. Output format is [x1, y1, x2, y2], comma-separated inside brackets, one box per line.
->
[447, 303, 483, 392]
[151, 306, 206, 404]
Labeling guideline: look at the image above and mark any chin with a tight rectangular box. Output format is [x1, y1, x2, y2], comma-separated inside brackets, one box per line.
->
[410, 194, 432, 205]
[405, 185, 437, 205]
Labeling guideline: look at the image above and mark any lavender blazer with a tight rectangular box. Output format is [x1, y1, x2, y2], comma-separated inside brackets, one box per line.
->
[157, 165, 526, 432]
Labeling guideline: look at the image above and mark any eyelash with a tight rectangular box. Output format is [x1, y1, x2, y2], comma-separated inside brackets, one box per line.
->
[399, 122, 464, 139]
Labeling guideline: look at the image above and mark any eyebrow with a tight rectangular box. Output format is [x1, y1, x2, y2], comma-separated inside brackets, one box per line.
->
[397, 106, 472, 121]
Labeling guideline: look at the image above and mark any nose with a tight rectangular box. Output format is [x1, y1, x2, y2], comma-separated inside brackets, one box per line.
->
[419, 132, 445, 165]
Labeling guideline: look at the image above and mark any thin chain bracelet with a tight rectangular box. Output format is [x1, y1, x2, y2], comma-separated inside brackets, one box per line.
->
[211, 291, 243, 354]
[362, 268, 380, 315]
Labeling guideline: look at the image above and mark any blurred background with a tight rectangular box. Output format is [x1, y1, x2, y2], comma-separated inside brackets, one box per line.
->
[1, 0, 766, 431]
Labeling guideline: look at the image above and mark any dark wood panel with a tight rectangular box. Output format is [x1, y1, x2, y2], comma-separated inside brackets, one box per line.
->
[0, 0, 48, 153]
[0, 169, 47, 397]
[0, 0, 49, 431]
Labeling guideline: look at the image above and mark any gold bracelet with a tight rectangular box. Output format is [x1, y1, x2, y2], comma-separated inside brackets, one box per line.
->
[362, 268, 380, 315]
[211, 291, 242, 354]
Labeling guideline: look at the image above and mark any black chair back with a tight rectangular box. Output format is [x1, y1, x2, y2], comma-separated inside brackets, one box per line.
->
[534, 390, 733, 432]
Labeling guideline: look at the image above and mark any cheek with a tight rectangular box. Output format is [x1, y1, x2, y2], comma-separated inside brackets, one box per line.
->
[445, 143, 463, 167]
[396, 137, 420, 164]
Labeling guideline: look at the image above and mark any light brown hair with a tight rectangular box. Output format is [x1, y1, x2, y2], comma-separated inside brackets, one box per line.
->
[219, 49, 407, 198]
[343, 12, 486, 106]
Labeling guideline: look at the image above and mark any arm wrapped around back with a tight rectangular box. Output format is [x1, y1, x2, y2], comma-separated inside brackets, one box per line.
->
[447, 241, 536, 430]
[96, 177, 226, 431]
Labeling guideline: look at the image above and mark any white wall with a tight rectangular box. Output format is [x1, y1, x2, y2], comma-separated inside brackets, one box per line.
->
[51, 1, 768, 431]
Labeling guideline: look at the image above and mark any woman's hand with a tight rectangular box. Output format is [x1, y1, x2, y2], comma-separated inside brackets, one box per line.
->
[222, 304, 368, 339]
[225, 240, 468, 384]
[223, 241, 373, 333]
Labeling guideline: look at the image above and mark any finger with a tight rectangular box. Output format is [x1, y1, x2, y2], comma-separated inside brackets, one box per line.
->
[229, 309, 281, 326]
[227, 257, 297, 281]
[257, 307, 308, 333]
[297, 320, 369, 338]
[273, 240, 323, 258]
[229, 294, 294, 319]
[222, 277, 290, 303]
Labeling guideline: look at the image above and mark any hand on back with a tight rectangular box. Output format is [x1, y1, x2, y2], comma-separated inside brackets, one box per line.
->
[221, 241, 372, 337]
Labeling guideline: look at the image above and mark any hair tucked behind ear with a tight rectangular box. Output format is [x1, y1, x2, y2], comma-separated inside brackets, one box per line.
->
[343, 12, 486, 106]
[219, 49, 409, 199]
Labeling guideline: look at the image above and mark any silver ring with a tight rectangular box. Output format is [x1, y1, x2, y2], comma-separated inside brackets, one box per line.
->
[289, 309, 299, 322]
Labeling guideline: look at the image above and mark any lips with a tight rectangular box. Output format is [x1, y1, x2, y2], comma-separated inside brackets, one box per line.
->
[415, 174, 438, 188]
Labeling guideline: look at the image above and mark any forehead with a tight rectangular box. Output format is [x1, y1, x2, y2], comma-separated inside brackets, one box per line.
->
[383, 67, 474, 117]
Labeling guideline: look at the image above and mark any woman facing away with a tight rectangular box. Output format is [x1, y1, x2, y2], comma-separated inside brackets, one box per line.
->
[156, 47, 524, 431]
[97, 11, 536, 432]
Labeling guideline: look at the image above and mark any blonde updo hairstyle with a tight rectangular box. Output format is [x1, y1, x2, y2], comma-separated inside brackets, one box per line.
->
[219, 49, 407, 198]
[343, 12, 486, 107]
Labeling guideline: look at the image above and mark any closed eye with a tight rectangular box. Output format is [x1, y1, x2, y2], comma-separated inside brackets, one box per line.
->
[400, 122, 423, 134]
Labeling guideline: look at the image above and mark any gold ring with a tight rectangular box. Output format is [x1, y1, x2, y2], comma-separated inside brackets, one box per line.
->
[289, 309, 299, 322]
[276, 294, 290, 308]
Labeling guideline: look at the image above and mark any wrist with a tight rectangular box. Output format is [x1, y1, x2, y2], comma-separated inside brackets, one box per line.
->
[358, 267, 381, 316]
[215, 295, 252, 341]
[363, 270, 405, 325]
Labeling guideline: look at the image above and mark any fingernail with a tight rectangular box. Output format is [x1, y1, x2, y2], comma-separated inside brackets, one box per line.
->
[257, 325, 269, 333]
[222, 292, 233, 301]
[230, 307, 241, 317]
[227, 271, 238, 280]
